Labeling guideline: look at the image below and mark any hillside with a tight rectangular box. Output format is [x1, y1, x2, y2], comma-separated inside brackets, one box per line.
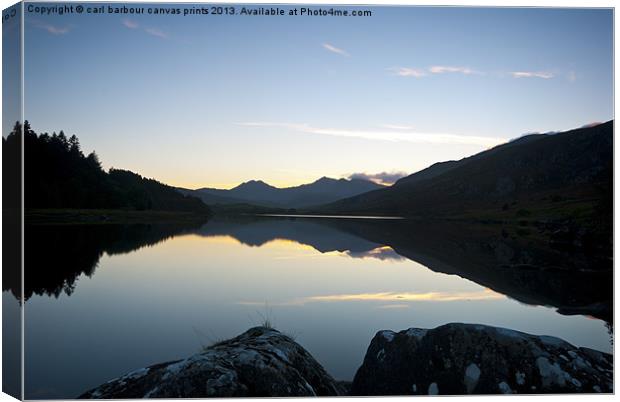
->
[319, 121, 613, 223]
[6, 121, 211, 215]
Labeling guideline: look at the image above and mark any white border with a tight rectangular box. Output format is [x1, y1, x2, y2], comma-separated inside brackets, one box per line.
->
[0, 1, 615, 402]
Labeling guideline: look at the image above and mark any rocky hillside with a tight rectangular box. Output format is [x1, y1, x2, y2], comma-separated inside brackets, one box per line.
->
[320, 121, 613, 221]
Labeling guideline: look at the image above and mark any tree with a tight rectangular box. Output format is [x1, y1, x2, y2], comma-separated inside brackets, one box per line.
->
[8, 122, 211, 214]
[86, 152, 101, 170]
[69, 135, 81, 154]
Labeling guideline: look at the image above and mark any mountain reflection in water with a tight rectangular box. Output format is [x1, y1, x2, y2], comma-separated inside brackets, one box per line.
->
[17, 215, 612, 399]
[15, 216, 612, 323]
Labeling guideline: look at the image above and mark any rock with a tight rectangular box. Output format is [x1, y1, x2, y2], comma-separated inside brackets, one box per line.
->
[79, 327, 343, 398]
[351, 323, 612, 395]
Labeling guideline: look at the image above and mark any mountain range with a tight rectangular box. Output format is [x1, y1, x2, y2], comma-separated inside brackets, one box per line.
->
[177, 121, 612, 225]
[178, 177, 385, 208]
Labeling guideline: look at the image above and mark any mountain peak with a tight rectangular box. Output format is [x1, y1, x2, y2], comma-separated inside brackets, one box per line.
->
[233, 180, 276, 191]
[313, 176, 338, 184]
[190, 174, 386, 209]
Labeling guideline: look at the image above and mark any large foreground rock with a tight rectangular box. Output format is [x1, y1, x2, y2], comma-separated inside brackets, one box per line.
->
[80, 327, 343, 398]
[352, 323, 612, 395]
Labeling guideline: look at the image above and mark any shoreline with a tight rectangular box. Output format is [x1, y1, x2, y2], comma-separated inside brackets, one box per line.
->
[23, 209, 211, 225]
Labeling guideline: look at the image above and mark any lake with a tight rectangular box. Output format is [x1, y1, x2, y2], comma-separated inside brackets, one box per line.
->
[9, 216, 612, 399]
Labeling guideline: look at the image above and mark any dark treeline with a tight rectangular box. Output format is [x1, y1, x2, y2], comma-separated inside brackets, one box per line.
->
[4, 121, 210, 213]
[4, 221, 206, 301]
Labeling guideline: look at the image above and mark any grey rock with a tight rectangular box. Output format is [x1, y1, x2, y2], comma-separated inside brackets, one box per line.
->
[79, 327, 343, 398]
[351, 323, 612, 395]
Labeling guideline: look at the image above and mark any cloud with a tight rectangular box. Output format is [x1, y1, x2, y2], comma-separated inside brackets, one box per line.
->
[510, 71, 554, 79]
[122, 19, 139, 29]
[32, 20, 70, 35]
[237, 122, 505, 148]
[322, 43, 349, 57]
[45, 25, 69, 35]
[391, 66, 561, 80]
[388, 67, 427, 78]
[122, 19, 167, 39]
[122, 19, 168, 39]
[348, 171, 408, 185]
[429, 65, 479, 75]
[580, 122, 603, 129]
[567, 71, 576, 83]
[145, 27, 168, 39]
[390, 65, 480, 77]
[510, 122, 604, 141]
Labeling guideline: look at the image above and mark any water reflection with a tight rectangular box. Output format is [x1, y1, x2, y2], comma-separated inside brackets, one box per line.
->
[304, 289, 504, 302]
[5, 222, 205, 300]
[20, 216, 612, 398]
[18, 216, 612, 323]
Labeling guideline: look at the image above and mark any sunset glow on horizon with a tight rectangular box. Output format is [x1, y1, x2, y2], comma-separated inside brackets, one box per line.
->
[16, 5, 612, 189]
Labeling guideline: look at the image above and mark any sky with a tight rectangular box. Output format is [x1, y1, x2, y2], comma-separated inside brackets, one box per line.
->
[13, 4, 614, 189]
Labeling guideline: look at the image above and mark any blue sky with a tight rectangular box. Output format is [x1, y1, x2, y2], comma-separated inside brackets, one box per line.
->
[17, 4, 613, 188]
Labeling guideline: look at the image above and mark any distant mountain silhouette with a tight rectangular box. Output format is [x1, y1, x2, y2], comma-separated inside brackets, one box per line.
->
[319, 121, 613, 224]
[179, 177, 384, 208]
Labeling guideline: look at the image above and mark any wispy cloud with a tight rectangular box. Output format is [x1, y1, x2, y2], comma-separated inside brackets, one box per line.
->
[32, 20, 70, 35]
[322, 43, 349, 57]
[510, 71, 554, 79]
[122, 19, 139, 29]
[236, 122, 505, 147]
[145, 27, 168, 39]
[567, 71, 576, 83]
[429, 65, 479, 75]
[348, 171, 408, 185]
[580, 122, 603, 128]
[390, 65, 479, 77]
[45, 25, 69, 35]
[122, 19, 167, 39]
[392, 66, 559, 80]
[388, 67, 427, 78]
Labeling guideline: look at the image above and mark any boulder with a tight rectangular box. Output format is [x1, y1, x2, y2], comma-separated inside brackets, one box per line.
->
[80, 327, 343, 398]
[351, 323, 612, 395]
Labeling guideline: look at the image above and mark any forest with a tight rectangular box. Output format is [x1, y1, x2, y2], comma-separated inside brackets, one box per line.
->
[3, 121, 210, 214]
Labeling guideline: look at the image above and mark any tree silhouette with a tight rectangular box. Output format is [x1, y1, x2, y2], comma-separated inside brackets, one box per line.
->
[4, 121, 210, 213]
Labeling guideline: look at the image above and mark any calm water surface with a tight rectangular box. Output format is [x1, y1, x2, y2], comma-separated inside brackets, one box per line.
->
[12, 217, 612, 398]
